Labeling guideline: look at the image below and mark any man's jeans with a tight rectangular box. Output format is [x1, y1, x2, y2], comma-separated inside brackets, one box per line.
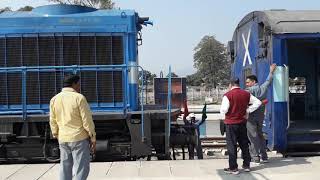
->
[59, 139, 91, 180]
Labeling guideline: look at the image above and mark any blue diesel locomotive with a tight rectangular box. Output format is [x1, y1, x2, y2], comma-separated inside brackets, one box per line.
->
[228, 10, 320, 154]
[0, 4, 186, 162]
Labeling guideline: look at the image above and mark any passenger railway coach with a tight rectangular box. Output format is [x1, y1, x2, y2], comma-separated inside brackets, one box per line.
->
[228, 10, 320, 154]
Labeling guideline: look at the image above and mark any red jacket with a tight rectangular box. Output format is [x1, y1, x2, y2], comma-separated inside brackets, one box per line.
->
[224, 88, 250, 124]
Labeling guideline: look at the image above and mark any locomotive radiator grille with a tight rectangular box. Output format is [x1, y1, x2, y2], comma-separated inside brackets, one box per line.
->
[0, 35, 124, 108]
[7, 73, 22, 105]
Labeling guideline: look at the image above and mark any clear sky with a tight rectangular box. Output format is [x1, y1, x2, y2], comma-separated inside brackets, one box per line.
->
[1, 0, 320, 76]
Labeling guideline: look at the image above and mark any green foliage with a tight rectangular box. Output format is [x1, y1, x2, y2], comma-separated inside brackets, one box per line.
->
[193, 35, 230, 88]
[48, 0, 114, 9]
[0, 7, 12, 13]
[186, 72, 203, 86]
[18, 6, 34, 11]
[1, 6, 33, 13]
[139, 70, 157, 85]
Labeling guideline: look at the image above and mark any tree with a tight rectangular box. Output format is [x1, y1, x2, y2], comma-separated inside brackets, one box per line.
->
[0, 7, 12, 13]
[186, 72, 203, 86]
[139, 70, 157, 85]
[193, 35, 230, 88]
[48, 0, 114, 9]
[18, 6, 34, 11]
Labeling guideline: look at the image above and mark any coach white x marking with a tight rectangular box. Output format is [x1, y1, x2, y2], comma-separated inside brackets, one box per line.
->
[242, 29, 252, 67]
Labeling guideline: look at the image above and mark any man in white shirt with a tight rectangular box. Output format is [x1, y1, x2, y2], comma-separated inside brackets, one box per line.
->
[220, 78, 261, 175]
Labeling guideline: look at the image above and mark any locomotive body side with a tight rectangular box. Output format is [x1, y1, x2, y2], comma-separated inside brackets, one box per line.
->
[0, 4, 176, 162]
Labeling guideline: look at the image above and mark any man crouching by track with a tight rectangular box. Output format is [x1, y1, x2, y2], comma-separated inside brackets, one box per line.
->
[220, 78, 261, 175]
[50, 74, 96, 180]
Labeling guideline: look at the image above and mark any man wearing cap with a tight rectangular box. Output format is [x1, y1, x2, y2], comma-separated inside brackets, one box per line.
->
[184, 113, 202, 160]
[220, 78, 261, 174]
[50, 74, 96, 180]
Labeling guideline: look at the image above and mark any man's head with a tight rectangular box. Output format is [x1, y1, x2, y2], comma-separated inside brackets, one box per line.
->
[63, 74, 80, 92]
[229, 77, 240, 88]
[187, 113, 196, 123]
[246, 75, 258, 87]
[189, 113, 195, 119]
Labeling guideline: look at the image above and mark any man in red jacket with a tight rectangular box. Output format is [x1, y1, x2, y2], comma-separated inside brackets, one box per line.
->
[220, 78, 261, 174]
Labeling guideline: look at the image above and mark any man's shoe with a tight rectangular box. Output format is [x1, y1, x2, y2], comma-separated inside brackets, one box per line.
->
[252, 159, 260, 165]
[224, 168, 239, 175]
[261, 159, 269, 163]
[242, 166, 250, 172]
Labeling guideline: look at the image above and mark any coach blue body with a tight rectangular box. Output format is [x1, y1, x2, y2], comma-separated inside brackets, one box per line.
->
[229, 10, 320, 153]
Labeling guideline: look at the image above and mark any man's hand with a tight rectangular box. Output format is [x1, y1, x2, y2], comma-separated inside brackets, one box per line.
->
[262, 99, 268, 105]
[52, 134, 58, 139]
[270, 63, 277, 74]
[243, 112, 249, 120]
[90, 140, 96, 154]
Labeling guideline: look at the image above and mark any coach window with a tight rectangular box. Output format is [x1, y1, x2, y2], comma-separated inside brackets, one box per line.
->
[258, 22, 265, 41]
[243, 68, 252, 87]
[289, 77, 306, 94]
[227, 41, 235, 63]
[243, 68, 252, 78]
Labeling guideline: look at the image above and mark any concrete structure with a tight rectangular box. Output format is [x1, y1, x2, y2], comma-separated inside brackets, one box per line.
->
[1, 152, 320, 180]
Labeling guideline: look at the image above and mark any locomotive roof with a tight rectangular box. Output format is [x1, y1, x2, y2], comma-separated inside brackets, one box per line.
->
[0, 4, 135, 18]
[0, 4, 140, 34]
[237, 10, 320, 34]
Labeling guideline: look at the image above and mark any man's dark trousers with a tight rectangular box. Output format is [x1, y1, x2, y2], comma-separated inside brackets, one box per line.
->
[247, 107, 268, 161]
[226, 123, 251, 169]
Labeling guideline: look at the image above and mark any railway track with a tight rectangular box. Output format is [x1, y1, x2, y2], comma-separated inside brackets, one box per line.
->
[200, 136, 226, 148]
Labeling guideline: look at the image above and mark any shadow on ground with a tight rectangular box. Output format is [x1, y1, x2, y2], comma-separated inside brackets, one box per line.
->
[216, 156, 311, 180]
